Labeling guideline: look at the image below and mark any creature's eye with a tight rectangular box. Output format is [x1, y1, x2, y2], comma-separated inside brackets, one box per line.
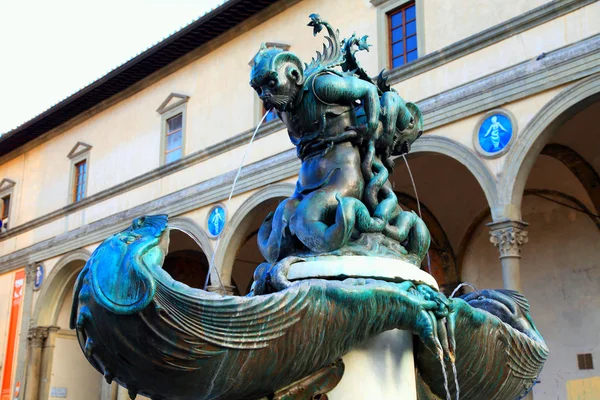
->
[268, 80, 277, 88]
[477, 296, 485, 301]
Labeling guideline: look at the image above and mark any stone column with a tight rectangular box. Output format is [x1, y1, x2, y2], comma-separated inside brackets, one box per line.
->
[37, 326, 60, 400]
[24, 327, 48, 400]
[488, 220, 529, 292]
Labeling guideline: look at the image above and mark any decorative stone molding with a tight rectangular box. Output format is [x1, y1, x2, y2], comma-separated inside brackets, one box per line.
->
[488, 220, 529, 258]
[66, 142, 92, 159]
[0, 34, 597, 247]
[27, 326, 49, 347]
[25, 263, 36, 284]
[156, 93, 190, 115]
[385, 0, 596, 85]
[500, 72, 600, 216]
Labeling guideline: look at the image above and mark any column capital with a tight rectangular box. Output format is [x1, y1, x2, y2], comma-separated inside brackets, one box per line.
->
[25, 263, 37, 283]
[487, 219, 529, 258]
[27, 326, 49, 347]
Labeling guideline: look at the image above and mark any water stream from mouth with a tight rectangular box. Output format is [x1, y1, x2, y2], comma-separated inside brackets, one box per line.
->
[400, 154, 432, 274]
[450, 282, 479, 298]
[402, 154, 460, 400]
[203, 108, 273, 291]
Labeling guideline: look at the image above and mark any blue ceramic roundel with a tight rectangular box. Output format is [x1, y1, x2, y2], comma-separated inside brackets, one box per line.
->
[208, 206, 226, 237]
[478, 113, 512, 155]
[34, 264, 44, 290]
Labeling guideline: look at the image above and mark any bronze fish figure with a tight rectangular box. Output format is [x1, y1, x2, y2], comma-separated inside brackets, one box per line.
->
[71, 215, 547, 400]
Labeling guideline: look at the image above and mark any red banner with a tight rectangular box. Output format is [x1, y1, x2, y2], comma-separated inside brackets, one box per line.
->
[1, 270, 25, 400]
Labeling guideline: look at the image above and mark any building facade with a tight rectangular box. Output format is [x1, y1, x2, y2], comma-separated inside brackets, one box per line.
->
[0, 0, 599, 398]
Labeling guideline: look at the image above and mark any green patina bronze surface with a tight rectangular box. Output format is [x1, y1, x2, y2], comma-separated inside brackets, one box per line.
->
[71, 215, 548, 399]
[71, 14, 548, 400]
[250, 14, 428, 265]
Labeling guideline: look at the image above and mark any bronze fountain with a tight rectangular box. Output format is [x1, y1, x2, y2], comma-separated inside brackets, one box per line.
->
[71, 15, 548, 400]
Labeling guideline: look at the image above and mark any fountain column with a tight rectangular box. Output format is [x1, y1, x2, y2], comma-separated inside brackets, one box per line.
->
[488, 219, 529, 292]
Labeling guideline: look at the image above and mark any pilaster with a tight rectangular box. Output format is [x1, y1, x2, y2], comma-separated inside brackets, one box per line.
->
[24, 326, 49, 400]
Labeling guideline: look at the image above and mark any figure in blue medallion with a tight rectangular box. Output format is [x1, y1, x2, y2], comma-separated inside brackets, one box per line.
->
[208, 206, 225, 237]
[478, 113, 512, 154]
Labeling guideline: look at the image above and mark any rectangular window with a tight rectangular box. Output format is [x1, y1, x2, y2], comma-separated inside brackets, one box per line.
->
[72, 160, 87, 202]
[165, 113, 183, 164]
[0, 194, 10, 230]
[1, 195, 10, 221]
[388, 2, 418, 69]
[578, 353, 594, 370]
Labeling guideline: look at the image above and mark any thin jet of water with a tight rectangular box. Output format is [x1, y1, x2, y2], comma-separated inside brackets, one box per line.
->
[203, 108, 273, 291]
[401, 154, 432, 274]
[440, 358, 452, 400]
[450, 282, 479, 298]
[452, 360, 460, 400]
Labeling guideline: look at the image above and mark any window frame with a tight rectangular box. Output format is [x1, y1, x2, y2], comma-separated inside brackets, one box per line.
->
[373, 0, 425, 71]
[157, 94, 189, 166]
[67, 143, 91, 205]
[72, 159, 88, 203]
[164, 113, 185, 165]
[0, 179, 15, 231]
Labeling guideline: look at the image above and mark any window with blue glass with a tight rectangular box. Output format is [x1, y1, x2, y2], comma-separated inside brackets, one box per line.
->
[388, 2, 418, 69]
[165, 113, 183, 164]
[72, 160, 87, 202]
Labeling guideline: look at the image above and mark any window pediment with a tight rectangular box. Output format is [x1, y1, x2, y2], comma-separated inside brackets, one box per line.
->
[67, 142, 92, 159]
[156, 93, 190, 115]
[0, 178, 15, 192]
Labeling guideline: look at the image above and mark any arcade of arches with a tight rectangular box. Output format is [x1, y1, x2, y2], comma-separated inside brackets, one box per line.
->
[21, 93, 599, 400]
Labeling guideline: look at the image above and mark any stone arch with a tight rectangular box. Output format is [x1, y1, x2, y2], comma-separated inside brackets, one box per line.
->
[410, 135, 499, 218]
[33, 249, 90, 327]
[540, 143, 600, 215]
[168, 216, 214, 260]
[500, 73, 600, 219]
[213, 183, 295, 289]
[395, 192, 458, 288]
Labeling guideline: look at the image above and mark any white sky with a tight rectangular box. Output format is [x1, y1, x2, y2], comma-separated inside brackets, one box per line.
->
[0, 0, 225, 135]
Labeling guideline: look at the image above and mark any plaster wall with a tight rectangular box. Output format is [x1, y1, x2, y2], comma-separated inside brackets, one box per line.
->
[1, 0, 597, 246]
[461, 177, 600, 400]
[394, 2, 600, 101]
[422, 0, 552, 54]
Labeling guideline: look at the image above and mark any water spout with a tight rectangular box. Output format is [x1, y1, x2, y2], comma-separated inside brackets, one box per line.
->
[203, 108, 274, 291]
[450, 282, 479, 298]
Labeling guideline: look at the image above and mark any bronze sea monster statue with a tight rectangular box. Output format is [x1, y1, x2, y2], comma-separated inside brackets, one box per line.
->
[71, 15, 548, 400]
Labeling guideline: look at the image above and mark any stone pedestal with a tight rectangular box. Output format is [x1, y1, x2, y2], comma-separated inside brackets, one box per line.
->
[287, 256, 435, 399]
[328, 329, 416, 399]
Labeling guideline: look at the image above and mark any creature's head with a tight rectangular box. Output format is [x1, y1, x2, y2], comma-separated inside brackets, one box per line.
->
[392, 102, 423, 155]
[118, 214, 170, 264]
[461, 289, 544, 342]
[250, 44, 305, 112]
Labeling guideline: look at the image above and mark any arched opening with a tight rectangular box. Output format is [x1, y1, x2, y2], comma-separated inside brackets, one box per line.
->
[49, 266, 102, 400]
[214, 183, 295, 295]
[163, 229, 209, 289]
[230, 197, 285, 295]
[32, 252, 109, 400]
[390, 150, 491, 292]
[463, 97, 600, 399]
